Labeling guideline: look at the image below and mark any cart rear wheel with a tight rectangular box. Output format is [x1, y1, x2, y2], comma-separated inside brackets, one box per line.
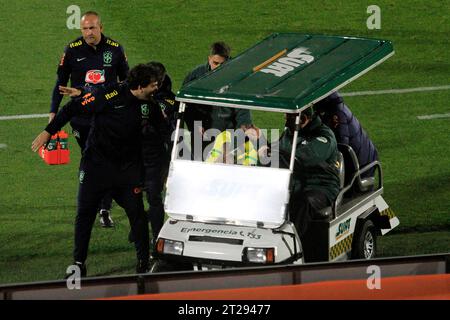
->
[352, 220, 377, 259]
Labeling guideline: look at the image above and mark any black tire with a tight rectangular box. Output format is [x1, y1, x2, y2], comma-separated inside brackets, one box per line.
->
[352, 220, 377, 259]
[149, 260, 163, 273]
[150, 259, 192, 273]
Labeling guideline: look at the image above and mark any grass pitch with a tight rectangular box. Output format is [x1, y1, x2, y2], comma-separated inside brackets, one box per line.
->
[0, 0, 448, 284]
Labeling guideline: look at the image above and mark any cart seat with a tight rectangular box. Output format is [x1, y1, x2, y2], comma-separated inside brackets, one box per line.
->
[337, 143, 375, 193]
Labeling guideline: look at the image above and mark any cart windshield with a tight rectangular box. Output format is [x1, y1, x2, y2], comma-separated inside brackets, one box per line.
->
[164, 158, 291, 228]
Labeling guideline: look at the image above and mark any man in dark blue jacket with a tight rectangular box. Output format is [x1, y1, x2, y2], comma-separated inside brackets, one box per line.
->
[33, 64, 164, 276]
[314, 92, 378, 178]
[49, 11, 129, 227]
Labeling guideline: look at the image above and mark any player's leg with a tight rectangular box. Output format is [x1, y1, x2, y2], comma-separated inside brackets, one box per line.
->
[98, 193, 114, 228]
[71, 122, 115, 228]
[143, 164, 165, 240]
[113, 186, 150, 273]
[73, 158, 110, 275]
[113, 163, 150, 273]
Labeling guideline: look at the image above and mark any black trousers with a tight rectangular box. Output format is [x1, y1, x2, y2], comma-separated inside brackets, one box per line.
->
[143, 165, 164, 240]
[71, 122, 112, 211]
[74, 157, 149, 264]
[289, 189, 331, 238]
[143, 153, 170, 240]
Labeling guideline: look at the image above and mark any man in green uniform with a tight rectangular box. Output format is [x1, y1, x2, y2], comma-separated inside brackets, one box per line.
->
[266, 108, 340, 239]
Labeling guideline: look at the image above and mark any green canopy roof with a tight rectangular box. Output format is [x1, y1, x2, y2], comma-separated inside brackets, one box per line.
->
[177, 33, 394, 113]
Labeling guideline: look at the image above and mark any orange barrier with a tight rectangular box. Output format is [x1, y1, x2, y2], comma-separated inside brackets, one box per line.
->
[109, 274, 450, 300]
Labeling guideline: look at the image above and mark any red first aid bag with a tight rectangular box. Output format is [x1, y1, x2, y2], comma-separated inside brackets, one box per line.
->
[39, 130, 70, 165]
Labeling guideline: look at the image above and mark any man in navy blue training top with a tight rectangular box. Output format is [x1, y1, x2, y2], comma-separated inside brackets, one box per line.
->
[34, 63, 165, 276]
[49, 11, 129, 227]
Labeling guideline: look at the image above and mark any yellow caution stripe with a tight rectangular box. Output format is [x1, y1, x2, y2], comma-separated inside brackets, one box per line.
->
[329, 233, 353, 260]
[379, 207, 396, 219]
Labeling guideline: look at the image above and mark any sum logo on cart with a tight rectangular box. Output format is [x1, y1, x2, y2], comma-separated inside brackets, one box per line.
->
[259, 47, 314, 77]
[335, 218, 351, 240]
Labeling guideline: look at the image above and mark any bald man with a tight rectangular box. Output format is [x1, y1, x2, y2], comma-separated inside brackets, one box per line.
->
[48, 11, 129, 227]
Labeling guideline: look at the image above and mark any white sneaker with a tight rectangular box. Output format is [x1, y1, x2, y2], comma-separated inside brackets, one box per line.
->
[99, 210, 114, 228]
